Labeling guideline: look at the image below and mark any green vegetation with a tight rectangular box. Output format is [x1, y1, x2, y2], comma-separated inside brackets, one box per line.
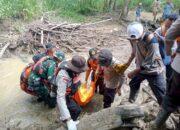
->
[0, 0, 39, 20]
[0, 0, 179, 21]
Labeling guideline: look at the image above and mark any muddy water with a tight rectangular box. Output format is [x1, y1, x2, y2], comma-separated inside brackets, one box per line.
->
[0, 56, 57, 129]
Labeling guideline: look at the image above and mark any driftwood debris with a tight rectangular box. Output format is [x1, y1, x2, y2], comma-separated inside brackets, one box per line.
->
[17, 19, 128, 54]
[0, 42, 10, 58]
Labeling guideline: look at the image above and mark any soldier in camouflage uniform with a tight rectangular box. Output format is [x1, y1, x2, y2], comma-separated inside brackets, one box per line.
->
[28, 50, 65, 107]
[32, 42, 56, 63]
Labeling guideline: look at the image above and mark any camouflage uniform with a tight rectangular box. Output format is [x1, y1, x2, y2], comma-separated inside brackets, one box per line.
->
[28, 58, 57, 100]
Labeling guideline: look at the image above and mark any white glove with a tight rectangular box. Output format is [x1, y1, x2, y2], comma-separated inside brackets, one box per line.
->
[67, 119, 77, 130]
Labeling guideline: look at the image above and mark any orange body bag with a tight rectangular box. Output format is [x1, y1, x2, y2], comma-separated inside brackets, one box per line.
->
[72, 81, 96, 106]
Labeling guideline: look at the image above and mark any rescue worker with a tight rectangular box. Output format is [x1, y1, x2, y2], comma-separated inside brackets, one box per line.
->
[150, 18, 180, 130]
[33, 42, 56, 63]
[154, 14, 178, 84]
[85, 48, 104, 95]
[135, 3, 142, 22]
[98, 49, 126, 108]
[28, 50, 65, 108]
[152, 0, 161, 21]
[162, 0, 174, 20]
[56, 55, 88, 130]
[126, 22, 166, 105]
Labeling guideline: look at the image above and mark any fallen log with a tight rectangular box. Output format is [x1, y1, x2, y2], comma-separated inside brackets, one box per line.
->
[60, 44, 76, 53]
[0, 42, 10, 58]
[81, 18, 113, 28]
[57, 105, 144, 130]
[50, 22, 67, 30]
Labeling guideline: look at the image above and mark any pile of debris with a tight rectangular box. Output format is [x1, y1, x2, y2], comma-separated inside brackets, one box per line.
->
[16, 19, 127, 54]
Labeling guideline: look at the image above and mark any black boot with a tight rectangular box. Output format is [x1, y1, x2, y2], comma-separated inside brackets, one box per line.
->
[150, 109, 170, 130]
[37, 97, 43, 102]
[47, 97, 56, 108]
[129, 90, 138, 103]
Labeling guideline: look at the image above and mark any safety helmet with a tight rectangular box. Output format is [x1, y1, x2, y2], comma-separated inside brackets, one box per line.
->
[54, 50, 65, 61]
[127, 22, 144, 40]
[89, 48, 99, 59]
[98, 49, 112, 67]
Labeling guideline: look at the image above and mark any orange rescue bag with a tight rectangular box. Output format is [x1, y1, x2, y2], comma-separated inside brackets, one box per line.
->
[72, 81, 96, 106]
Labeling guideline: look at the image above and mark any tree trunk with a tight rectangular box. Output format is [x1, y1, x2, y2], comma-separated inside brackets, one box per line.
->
[108, 0, 113, 10]
[57, 105, 144, 130]
[119, 0, 131, 20]
[113, 0, 117, 11]
[103, 0, 108, 10]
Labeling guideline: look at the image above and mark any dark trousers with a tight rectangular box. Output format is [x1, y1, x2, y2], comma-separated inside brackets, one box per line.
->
[66, 96, 82, 121]
[129, 72, 166, 105]
[162, 70, 180, 113]
[91, 71, 105, 95]
[166, 64, 173, 85]
[103, 87, 116, 108]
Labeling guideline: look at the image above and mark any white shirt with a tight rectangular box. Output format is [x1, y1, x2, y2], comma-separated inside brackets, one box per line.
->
[56, 69, 72, 120]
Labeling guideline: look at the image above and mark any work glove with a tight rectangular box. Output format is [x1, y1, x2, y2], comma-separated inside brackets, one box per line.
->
[67, 119, 77, 130]
[113, 64, 128, 74]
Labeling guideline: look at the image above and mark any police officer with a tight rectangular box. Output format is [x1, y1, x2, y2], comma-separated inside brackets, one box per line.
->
[56, 55, 88, 130]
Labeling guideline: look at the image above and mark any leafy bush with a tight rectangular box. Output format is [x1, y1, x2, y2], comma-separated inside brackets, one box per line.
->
[0, 0, 179, 20]
[0, 0, 39, 20]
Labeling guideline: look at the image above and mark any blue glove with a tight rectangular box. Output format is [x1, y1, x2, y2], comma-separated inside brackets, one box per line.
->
[67, 119, 77, 130]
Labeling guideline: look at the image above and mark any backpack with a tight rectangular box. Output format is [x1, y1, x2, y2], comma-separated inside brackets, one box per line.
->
[20, 63, 36, 96]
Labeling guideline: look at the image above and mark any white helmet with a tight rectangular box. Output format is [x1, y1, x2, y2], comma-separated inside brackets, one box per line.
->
[127, 22, 144, 40]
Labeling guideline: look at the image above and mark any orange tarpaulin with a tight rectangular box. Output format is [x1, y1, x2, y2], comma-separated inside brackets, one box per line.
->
[72, 81, 96, 106]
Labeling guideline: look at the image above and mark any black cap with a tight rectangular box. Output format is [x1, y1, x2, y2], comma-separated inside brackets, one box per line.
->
[167, 14, 178, 21]
[98, 49, 112, 67]
[45, 42, 55, 50]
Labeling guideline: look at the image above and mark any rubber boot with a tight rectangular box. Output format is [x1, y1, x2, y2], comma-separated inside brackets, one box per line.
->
[47, 96, 56, 108]
[128, 90, 139, 103]
[37, 97, 43, 102]
[150, 109, 170, 130]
